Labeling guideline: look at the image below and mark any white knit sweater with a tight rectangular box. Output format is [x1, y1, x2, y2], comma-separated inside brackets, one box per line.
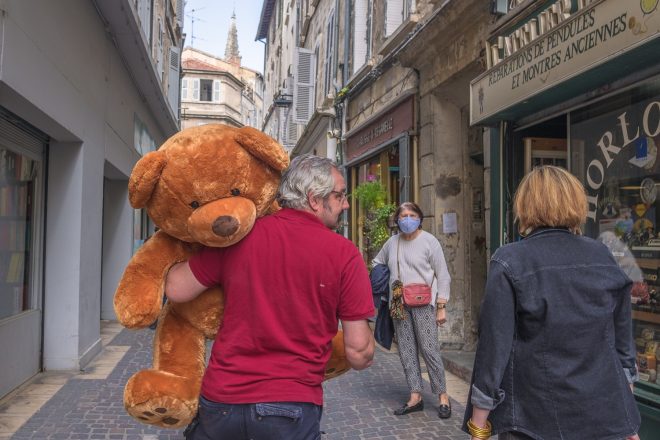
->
[373, 230, 451, 305]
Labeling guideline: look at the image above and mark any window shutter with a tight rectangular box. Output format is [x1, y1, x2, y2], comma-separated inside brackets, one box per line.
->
[193, 78, 200, 100]
[352, 0, 368, 74]
[286, 111, 298, 146]
[324, 12, 335, 95]
[181, 78, 188, 100]
[167, 46, 180, 111]
[385, 0, 404, 36]
[138, 0, 152, 44]
[176, 0, 184, 26]
[213, 80, 221, 102]
[293, 47, 315, 124]
[156, 20, 164, 80]
[278, 112, 287, 145]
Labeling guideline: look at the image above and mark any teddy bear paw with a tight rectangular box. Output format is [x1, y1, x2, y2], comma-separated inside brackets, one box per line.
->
[124, 370, 199, 429]
[127, 395, 196, 429]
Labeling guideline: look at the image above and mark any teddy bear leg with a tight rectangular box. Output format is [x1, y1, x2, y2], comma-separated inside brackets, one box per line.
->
[324, 330, 352, 380]
[123, 304, 207, 429]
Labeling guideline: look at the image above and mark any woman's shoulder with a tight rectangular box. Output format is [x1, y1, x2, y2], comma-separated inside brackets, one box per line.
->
[419, 230, 442, 247]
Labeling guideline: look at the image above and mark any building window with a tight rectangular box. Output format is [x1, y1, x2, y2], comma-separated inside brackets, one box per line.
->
[0, 148, 39, 318]
[200, 79, 213, 102]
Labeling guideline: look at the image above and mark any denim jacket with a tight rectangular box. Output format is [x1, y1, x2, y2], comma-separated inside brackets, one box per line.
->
[462, 228, 640, 440]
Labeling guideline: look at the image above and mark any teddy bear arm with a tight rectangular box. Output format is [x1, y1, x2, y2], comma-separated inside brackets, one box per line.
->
[114, 232, 194, 328]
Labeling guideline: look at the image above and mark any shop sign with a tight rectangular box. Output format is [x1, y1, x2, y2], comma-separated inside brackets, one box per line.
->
[346, 97, 413, 162]
[470, 0, 660, 124]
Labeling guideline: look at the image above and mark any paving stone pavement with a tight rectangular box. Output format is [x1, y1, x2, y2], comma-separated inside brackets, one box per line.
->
[9, 327, 468, 439]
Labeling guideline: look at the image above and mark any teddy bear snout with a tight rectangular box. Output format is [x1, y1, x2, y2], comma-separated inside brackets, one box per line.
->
[212, 216, 239, 236]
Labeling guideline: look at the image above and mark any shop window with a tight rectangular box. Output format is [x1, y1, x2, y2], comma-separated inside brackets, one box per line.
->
[350, 145, 401, 261]
[570, 78, 660, 394]
[0, 148, 37, 319]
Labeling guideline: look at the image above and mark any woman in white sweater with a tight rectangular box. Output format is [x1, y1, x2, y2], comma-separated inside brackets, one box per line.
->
[373, 201, 452, 419]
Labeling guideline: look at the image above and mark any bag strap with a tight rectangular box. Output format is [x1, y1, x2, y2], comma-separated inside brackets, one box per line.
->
[396, 236, 402, 283]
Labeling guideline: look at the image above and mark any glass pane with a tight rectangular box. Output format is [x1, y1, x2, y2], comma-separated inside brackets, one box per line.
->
[0, 148, 37, 319]
[570, 78, 660, 390]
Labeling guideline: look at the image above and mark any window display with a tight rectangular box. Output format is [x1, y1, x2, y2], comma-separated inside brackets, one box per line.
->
[0, 147, 36, 319]
[571, 78, 660, 390]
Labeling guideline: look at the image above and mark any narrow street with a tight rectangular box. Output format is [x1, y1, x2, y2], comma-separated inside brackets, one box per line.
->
[1, 322, 469, 439]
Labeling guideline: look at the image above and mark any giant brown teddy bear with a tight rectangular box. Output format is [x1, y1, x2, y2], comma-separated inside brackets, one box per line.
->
[114, 124, 350, 429]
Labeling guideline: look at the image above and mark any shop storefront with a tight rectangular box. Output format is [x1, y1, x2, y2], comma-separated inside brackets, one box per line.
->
[344, 95, 415, 259]
[470, 0, 660, 435]
[0, 107, 47, 398]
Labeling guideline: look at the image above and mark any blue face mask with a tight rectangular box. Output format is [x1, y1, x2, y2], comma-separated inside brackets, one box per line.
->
[398, 217, 420, 234]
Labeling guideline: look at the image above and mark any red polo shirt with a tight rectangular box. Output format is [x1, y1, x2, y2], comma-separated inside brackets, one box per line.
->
[189, 208, 374, 405]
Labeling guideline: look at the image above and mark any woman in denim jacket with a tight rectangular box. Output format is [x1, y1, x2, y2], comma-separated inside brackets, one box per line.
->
[463, 166, 640, 440]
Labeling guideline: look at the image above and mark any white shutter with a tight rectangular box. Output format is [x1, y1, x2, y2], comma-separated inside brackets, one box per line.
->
[176, 0, 184, 26]
[138, 0, 151, 43]
[324, 13, 335, 95]
[278, 113, 287, 144]
[352, 0, 368, 73]
[193, 78, 200, 100]
[293, 47, 315, 124]
[385, 0, 404, 36]
[181, 78, 188, 100]
[213, 80, 221, 102]
[167, 46, 180, 111]
[286, 111, 298, 146]
[156, 21, 164, 80]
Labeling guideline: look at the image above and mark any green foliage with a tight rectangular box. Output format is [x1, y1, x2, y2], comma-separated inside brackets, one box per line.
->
[354, 181, 386, 211]
[355, 182, 396, 258]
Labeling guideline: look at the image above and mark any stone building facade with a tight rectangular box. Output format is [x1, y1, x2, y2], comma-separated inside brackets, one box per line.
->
[258, 0, 496, 349]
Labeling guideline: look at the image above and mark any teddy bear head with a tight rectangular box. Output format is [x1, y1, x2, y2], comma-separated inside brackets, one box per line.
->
[128, 124, 289, 247]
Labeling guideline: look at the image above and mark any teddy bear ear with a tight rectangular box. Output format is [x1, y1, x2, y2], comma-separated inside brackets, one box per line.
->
[128, 151, 167, 208]
[235, 126, 290, 173]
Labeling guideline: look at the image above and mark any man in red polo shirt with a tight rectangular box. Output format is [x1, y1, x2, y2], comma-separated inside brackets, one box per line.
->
[165, 154, 375, 440]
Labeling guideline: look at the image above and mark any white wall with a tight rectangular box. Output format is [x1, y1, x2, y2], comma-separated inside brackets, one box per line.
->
[0, 0, 171, 372]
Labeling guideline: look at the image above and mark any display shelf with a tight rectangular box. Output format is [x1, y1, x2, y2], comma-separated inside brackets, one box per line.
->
[633, 309, 660, 324]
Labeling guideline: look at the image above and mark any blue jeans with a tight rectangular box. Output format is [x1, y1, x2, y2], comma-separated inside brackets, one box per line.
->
[184, 395, 323, 440]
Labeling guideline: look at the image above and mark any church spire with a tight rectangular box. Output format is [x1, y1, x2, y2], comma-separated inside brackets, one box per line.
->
[224, 11, 241, 65]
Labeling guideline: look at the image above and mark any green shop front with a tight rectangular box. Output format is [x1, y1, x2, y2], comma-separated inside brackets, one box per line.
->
[470, 0, 660, 435]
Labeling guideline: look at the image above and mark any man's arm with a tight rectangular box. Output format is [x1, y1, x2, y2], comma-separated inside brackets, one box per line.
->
[341, 319, 374, 370]
[164, 261, 208, 303]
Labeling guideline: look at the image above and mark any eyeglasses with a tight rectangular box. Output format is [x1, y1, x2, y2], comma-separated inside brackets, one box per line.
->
[330, 190, 348, 202]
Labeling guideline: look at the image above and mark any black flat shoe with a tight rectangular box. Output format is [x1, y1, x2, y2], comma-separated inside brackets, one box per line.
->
[393, 400, 424, 415]
[437, 402, 451, 419]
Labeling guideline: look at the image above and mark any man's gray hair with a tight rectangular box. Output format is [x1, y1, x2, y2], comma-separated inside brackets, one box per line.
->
[277, 154, 341, 209]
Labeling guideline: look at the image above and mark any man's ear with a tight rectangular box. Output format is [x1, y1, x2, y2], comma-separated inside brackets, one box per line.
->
[307, 192, 321, 213]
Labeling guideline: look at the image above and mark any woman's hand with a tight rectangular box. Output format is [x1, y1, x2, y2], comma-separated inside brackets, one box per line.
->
[436, 307, 446, 326]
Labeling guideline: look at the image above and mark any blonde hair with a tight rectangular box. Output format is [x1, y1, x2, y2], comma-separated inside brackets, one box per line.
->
[514, 166, 587, 235]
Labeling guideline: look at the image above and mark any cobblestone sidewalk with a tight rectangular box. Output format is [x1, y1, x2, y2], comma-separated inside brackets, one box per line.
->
[7, 326, 468, 439]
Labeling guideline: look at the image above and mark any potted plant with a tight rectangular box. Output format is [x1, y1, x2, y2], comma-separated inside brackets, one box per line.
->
[354, 181, 396, 261]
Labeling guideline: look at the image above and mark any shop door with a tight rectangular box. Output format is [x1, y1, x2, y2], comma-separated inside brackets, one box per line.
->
[0, 113, 46, 398]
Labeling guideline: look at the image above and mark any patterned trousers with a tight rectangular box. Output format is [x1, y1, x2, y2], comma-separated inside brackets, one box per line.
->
[393, 304, 447, 394]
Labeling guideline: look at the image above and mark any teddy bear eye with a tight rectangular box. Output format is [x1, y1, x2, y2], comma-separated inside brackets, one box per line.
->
[231, 188, 241, 196]
[190, 201, 200, 209]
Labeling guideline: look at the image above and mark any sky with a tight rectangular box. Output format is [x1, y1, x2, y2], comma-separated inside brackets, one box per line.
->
[183, 0, 266, 73]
